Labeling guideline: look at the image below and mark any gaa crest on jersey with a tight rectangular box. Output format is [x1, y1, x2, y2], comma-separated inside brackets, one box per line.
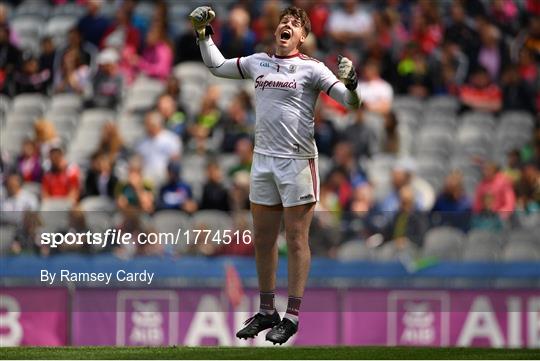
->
[288, 65, 297, 73]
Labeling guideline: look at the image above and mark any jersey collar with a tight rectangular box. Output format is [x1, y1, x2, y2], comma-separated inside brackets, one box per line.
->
[274, 52, 300, 59]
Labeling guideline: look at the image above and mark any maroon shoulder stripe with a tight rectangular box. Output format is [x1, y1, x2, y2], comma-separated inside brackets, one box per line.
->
[326, 80, 340, 95]
[309, 159, 318, 199]
[236, 57, 245, 79]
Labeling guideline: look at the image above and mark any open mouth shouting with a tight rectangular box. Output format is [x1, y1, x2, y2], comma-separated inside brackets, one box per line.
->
[280, 29, 292, 41]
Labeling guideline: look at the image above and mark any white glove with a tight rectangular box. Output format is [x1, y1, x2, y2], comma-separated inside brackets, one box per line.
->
[337, 55, 358, 91]
[189, 6, 216, 41]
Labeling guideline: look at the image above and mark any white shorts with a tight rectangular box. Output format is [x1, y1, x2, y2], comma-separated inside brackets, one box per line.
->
[249, 153, 320, 207]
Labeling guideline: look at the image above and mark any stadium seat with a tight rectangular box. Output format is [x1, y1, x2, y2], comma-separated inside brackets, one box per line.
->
[13, 1, 49, 19]
[123, 92, 159, 114]
[134, 1, 155, 21]
[498, 111, 534, 133]
[80, 109, 116, 124]
[21, 182, 42, 200]
[152, 210, 192, 253]
[377, 238, 419, 261]
[0, 130, 29, 155]
[174, 62, 209, 87]
[45, 15, 78, 47]
[9, 15, 44, 40]
[416, 158, 448, 192]
[40, 198, 74, 231]
[455, 127, 493, 158]
[392, 96, 423, 117]
[191, 210, 233, 234]
[12, 94, 47, 116]
[336, 241, 374, 261]
[0, 225, 16, 254]
[502, 239, 540, 261]
[421, 111, 457, 132]
[422, 226, 465, 260]
[130, 76, 166, 95]
[460, 112, 496, 131]
[425, 95, 460, 114]
[79, 197, 116, 213]
[415, 130, 454, 159]
[50, 2, 85, 17]
[462, 229, 503, 261]
[49, 94, 83, 114]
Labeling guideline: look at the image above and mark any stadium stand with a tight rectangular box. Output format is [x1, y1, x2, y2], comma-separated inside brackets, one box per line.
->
[0, 0, 538, 264]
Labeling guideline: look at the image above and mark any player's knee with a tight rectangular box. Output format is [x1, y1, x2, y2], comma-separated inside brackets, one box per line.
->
[285, 232, 309, 254]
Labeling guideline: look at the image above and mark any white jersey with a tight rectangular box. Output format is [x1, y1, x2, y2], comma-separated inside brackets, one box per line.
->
[237, 53, 341, 159]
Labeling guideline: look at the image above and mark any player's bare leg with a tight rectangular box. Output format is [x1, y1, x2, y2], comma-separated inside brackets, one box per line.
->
[236, 202, 282, 339]
[251, 203, 282, 293]
[266, 202, 315, 344]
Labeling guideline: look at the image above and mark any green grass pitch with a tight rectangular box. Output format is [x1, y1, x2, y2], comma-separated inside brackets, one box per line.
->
[1, 346, 538, 360]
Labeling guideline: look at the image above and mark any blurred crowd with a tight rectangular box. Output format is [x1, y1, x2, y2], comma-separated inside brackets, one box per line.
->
[0, 0, 539, 259]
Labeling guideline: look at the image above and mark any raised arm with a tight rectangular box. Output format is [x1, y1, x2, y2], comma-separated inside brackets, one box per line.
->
[190, 6, 244, 79]
[318, 56, 361, 110]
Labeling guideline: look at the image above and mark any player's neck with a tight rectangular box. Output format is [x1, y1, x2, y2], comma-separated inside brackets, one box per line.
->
[275, 47, 300, 58]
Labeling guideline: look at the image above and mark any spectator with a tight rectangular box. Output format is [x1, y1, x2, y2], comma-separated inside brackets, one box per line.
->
[174, 20, 203, 63]
[216, 211, 255, 256]
[342, 107, 379, 161]
[444, 2, 479, 56]
[342, 183, 379, 243]
[33, 120, 61, 161]
[313, 102, 339, 158]
[13, 55, 50, 95]
[55, 208, 91, 254]
[383, 185, 427, 247]
[515, 162, 540, 210]
[101, 5, 140, 51]
[77, 0, 110, 48]
[429, 40, 469, 95]
[228, 138, 253, 178]
[410, 0, 442, 55]
[381, 111, 400, 155]
[41, 146, 80, 203]
[39, 36, 56, 86]
[84, 152, 118, 199]
[200, 161, 230, 212]
[10, 211, 43, 256]
[221, 92, 254, 152]
[229, 170, 250, 211]
[136, 111, 181, 187]
[517, 47, 538, 89]
[54, 27, 97, 74]
[157, 161, 197, 213]
[97, 122, 128, 164]
[0, 173, 39, 226]
[490, 0, 520, 36]
[377, 158, 434, 217]
[430, 170, 472, 231]
[471, 193, 505, 231]
[459, 66, 502, 112]
[501, 65, 536, 114]
[396, 42, 432, 97]
[321, 166, 353, 214]
[514, 162, 540, 228]
[332, 141, 366, 189]
[473, 160, 516, 219]
[16, 139, 42, 183]
[220, 7, 256, 58]
[473, 24, 510, 81]
[358, 59, 393, 114]
[518, 15, 540, 62]
[86, 48, 123, 109]
[132, 23, 173, 82]
[53, 48, 90, 94]
[189, 85, 222, 153]
[157, 93, 187, 138]
[252, 0, 282, 46]
[114, 210, 148, 258]
[327, 0, 373, 45]
[116, 156, 154, 214]
[0, 24, 21, 96]
[502, 149, 522, 184]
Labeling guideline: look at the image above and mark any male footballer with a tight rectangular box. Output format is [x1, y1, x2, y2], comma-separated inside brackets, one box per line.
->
[190, 5, 360, 344]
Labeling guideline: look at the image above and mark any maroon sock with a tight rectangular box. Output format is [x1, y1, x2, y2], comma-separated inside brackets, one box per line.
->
[259, 291, 275, 314]
[284, 296, 302, 323]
